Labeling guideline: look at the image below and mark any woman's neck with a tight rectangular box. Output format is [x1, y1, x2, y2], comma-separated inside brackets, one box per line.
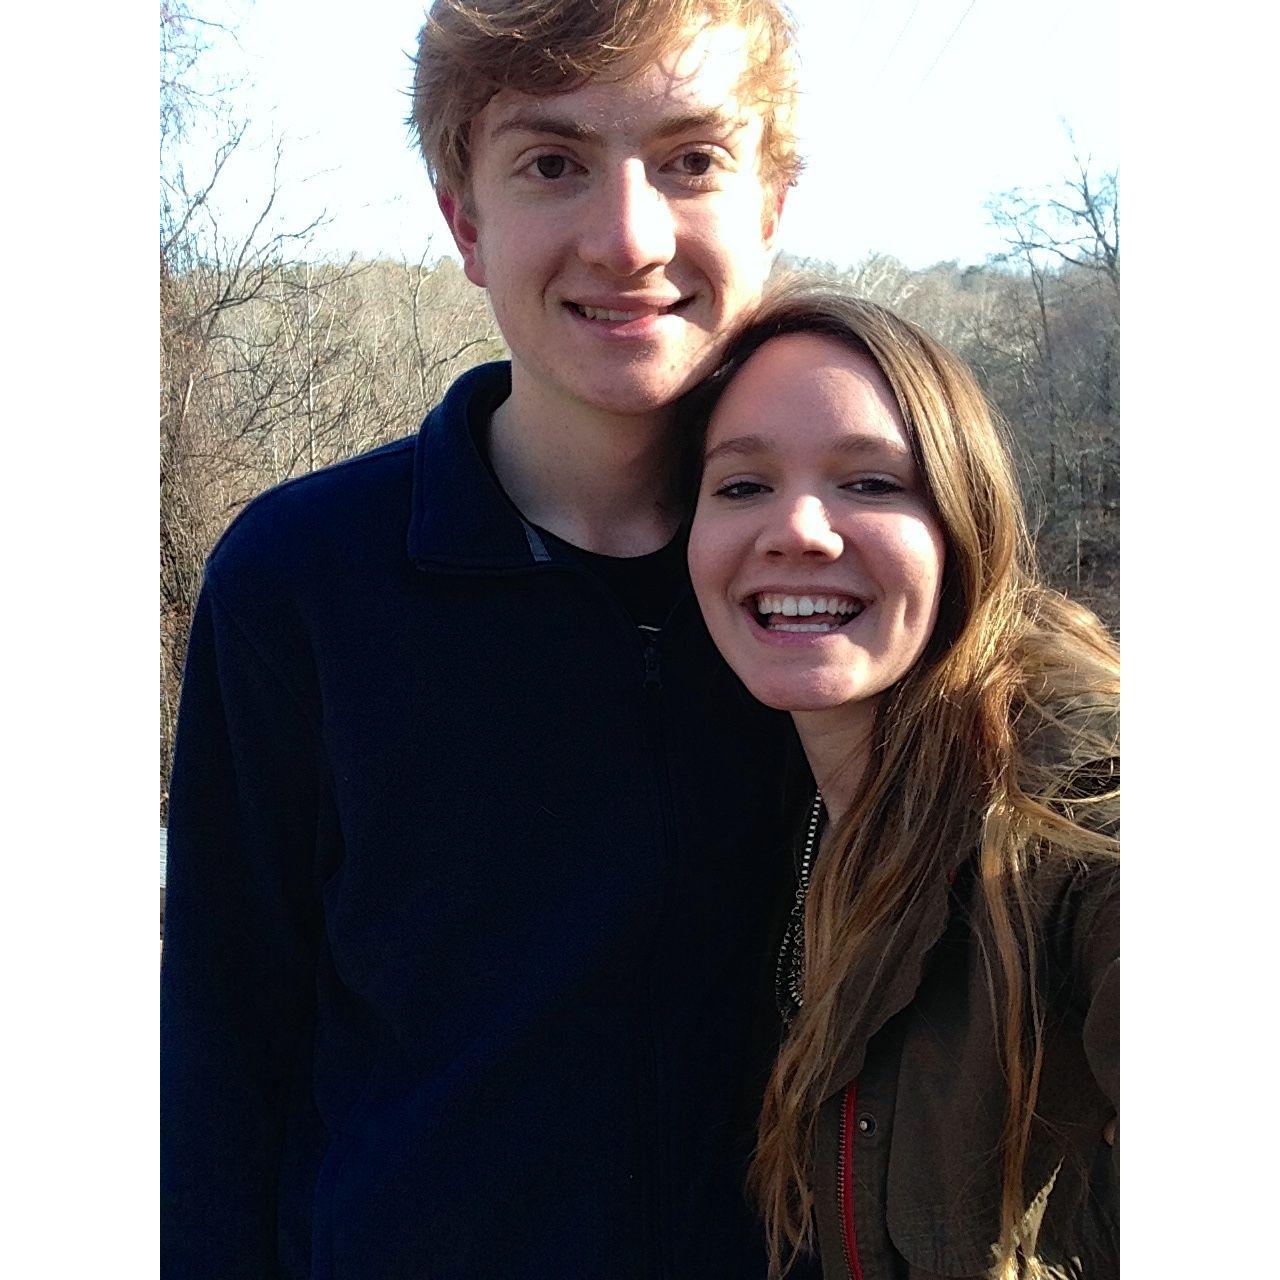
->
[791, 700, 880, 830]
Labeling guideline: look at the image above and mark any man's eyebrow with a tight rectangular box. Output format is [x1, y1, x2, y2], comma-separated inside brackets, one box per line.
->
[650, 108, 747, 141]
[486, 110, 603, 144]
[486, 107, 746, 146]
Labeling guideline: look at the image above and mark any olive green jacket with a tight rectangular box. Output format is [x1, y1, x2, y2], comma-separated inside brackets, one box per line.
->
[809, 854, 1119, 1279]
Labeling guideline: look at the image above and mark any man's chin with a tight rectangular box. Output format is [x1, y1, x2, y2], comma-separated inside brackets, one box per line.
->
[579, 379, 702, 420]
[558, 365, 713, 421]
[512, 343, 723, 422]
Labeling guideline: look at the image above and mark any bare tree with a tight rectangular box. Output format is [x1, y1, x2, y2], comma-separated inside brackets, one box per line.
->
[995, 148, 1119, 293]
[159, 4, 505, 815]
[777, 147, 1120, 628]
[982, 145, 1120, 624]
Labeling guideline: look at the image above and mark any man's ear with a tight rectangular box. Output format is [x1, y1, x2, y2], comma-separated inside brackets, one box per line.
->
[761, 184, 787, 253]
[437, 188, 486, 288]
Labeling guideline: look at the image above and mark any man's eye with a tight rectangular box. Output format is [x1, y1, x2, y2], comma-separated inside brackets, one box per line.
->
[666, 150, 719, 182]
[713, 479, 767, 499]
[679, 151, 713, 176]
[532, 155, 571, 179]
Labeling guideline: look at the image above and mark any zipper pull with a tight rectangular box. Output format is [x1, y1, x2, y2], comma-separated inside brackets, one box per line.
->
[639, 625, 661, 688]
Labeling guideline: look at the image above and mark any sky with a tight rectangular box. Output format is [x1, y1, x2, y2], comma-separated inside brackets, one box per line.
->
[180, 0, 1119, 271]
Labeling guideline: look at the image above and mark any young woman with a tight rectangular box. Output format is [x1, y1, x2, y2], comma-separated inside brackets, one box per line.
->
[686, 284, 1119, 1280]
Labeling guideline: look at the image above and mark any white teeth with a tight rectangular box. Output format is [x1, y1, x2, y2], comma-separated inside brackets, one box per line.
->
[577, 305, 648, 322]
[773, 622, 839, 633]
[754, 593, 862, 618]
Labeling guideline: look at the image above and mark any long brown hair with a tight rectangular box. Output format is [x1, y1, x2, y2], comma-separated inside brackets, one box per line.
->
[688, 281, 1119, 1277]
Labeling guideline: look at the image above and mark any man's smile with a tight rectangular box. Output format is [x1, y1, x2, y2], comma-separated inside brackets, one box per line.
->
[565, 296, 693, 323]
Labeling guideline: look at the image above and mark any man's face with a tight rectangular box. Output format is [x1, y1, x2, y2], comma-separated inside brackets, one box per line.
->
[441, 23, 785, 421]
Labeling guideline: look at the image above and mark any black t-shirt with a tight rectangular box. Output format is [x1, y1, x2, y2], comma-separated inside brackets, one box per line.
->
[532, 523, 687, 630]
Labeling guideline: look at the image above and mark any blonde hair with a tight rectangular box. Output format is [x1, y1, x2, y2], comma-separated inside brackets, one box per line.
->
[687, 281, 1119, 1278]
[410, 0, 802, 198]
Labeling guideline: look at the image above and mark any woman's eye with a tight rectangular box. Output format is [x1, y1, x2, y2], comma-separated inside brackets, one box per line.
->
[845, 477, 904, 496]
[712, 479, 767, 500]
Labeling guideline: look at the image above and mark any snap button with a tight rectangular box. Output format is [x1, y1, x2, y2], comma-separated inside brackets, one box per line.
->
[857, 1113, 876, 1136]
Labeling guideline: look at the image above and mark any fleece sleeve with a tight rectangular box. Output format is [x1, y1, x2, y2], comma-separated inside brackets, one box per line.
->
[1075, 868, 1119, 1112]
[1070, 860, 1120, 1207]
[160, 576, 323, 1279]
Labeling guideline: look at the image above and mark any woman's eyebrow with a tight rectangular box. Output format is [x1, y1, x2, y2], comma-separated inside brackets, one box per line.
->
[703, 432, 911, 466]
[831, 434, 912, 460]
[703, 434, 771, 466]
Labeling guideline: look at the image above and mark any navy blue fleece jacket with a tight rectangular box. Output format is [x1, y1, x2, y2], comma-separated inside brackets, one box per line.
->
[160, 363, 797, 1279]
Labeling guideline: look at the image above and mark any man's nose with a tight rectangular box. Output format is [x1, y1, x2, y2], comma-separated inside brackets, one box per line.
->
[758, 495, 843, 560]
[577, 160, 676, 276]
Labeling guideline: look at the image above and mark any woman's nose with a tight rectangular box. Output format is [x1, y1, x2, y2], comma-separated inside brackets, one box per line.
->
[758, 495, 843, 559]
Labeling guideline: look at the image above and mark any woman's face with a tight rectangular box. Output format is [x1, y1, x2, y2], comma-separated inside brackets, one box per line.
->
[688, 332, 946, 719]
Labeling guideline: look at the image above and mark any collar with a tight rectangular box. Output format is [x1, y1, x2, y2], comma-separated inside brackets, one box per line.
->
[407, 361, 555, 570]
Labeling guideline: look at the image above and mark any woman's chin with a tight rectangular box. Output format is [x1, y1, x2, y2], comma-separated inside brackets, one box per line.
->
[743, 676, 865, 717]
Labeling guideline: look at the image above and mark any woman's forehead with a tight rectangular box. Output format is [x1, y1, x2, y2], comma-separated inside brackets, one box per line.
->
[706, 333, 907, 451]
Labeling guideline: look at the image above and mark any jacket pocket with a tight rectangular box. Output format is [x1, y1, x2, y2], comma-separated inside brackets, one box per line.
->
[886, 1156, 1063, 1278]
[882, 1043, 1077, 1279]
[886, 1124, 1115, 1280]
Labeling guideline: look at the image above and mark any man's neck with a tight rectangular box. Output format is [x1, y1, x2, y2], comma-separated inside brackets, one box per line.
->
[485, 367, 685, 557]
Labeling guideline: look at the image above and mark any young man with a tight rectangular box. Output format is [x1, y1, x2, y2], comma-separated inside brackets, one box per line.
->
[161, 2, 803, 1275]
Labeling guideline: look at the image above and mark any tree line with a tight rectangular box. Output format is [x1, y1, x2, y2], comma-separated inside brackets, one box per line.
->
[786, 150, 1119, 631]
[160, 4, 1118, 817]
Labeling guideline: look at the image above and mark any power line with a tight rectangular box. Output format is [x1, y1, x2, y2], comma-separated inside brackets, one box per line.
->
[850, 0, 878, 47]
[870, 0, 924, 92]
[916, 0, 979, 91]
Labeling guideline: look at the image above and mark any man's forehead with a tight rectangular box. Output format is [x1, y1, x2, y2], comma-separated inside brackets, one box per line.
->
[484, 34, 766, 145]
[642, 20, 757, 97]
[483, 98, 755, 144]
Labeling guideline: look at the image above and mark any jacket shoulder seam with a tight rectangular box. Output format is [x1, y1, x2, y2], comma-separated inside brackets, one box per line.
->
[208, 436, 416, 563]
[201, 567, 322, 742]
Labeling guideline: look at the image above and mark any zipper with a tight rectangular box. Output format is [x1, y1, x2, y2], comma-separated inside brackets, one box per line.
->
[639, 625, 675, 827]
[638, 619, 678, 1276]
[837, 1081, 864, 1280]
[640, 623, 662, 687]
[423, 530, 691, 1274]
[775, 792, 824, 1020]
